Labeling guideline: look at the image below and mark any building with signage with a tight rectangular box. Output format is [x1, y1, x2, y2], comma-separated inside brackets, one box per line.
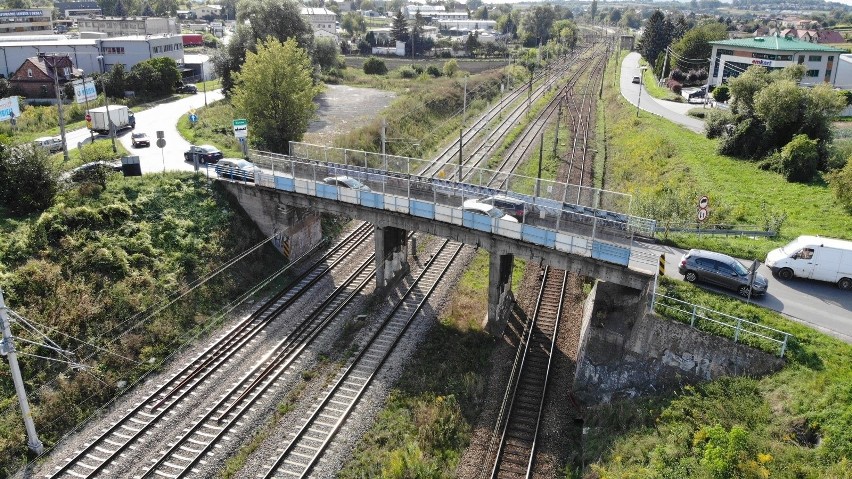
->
[0, 8, 54, 36]
[76, 16, 178, 37]
[0, 35, 184, 78]
[709, 36, 845, 87]
[53, 2, 102, 18]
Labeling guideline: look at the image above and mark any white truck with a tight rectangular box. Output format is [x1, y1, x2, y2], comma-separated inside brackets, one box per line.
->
[765, 235, 852, 290]
[87, 105, 135, 135]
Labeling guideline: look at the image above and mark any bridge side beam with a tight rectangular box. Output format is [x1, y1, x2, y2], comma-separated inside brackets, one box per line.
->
[375, 225, 409, 292]
[483, 251, 514, 336]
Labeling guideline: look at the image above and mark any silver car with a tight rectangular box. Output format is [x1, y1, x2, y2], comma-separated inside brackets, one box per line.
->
[678, 249, 768, 298]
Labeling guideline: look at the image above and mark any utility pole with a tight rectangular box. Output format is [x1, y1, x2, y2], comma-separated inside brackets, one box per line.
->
[660, 46, 669, 84]
[553, 102, 562, 160]
[201, 60, 208, 107]
[536, 132, 544, 198]
[527, 66, 533, 112]
[0, 290, 44, 455]
[51, 54, 70, 162]
[97, 56, 118, 154]
[462, 76, 467, 127]
[458, 128, 463, 182]
[381, 118, 387, 170]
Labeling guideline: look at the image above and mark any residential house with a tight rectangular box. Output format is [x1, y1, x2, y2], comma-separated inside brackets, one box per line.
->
[190, 5, 222, 19]
[9, 54, 79, 97]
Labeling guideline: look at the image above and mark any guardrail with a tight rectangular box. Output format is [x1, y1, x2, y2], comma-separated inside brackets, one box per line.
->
[651, 293, 791, 358]
[655, 223, 776, 238]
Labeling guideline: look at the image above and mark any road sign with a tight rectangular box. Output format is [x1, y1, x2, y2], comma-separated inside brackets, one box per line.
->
[156, 130, 164, 139]
[697, 208, 708, 222]
[697, 195, 709, 222]
[156, 138, 166, 148]
[233, 118, 248, 139]
[189, 113, 198, 123]
[698, 195, 709, 209]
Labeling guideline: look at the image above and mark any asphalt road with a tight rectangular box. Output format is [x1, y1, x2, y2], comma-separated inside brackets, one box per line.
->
[65, 89, 225, 175]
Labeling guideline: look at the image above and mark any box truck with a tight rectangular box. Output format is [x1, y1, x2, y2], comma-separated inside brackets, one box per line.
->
[765, 235, 852, 290]
[87, 105, 135, 135]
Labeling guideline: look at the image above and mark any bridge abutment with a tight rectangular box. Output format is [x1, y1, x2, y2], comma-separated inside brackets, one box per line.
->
[375, 226, 409, 292]
[483, 251, 514, 336]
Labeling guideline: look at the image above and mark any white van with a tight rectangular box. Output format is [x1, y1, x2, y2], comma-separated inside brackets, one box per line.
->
[765, 236, 852, 290]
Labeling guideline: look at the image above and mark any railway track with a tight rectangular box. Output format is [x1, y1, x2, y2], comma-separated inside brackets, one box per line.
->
[485, 267, 568, 479]
[259, 239, 464, 478]
[47, 223, 376, 478]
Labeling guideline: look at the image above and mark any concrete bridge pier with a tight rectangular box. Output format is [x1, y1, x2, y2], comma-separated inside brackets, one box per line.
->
[483, 251, 515, 336]
[375, 225, 409, 292]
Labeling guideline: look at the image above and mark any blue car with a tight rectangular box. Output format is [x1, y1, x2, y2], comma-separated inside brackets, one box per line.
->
[215, 159, 256, 182]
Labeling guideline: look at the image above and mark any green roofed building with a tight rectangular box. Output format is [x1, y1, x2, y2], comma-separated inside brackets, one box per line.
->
[709, 35, 845, 87]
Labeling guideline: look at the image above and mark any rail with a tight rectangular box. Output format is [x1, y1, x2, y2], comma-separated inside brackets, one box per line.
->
[651, 292, 791, 358]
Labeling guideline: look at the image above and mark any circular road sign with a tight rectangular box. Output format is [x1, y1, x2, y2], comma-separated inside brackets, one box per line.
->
[156, 138, 166, 148]
[85, 113, 91, 122]
[697, 208, 709, 222]
[698, 195, 709, 209]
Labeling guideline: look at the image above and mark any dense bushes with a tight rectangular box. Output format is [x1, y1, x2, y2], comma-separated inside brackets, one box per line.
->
[712, 84, 730, 103]
[363, 57, 388, 75]
[0, 174, 285, 475]
[0, 143, 58, 216]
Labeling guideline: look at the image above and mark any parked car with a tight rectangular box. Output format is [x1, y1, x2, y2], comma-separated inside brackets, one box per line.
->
[678, 249, 768, 298]
[462, 202, 519, 223]
[33, 136, 63, 153]
[688, 87, 707, 101]
[631, 76, 641, 84]
[463, 195, 538, 221]
[215, 158, 256, 182]
[177, 83, 198, 94]
[184, 145, 223, 164]
[131, 132, 150, 148]
[322, 176, 371, 192]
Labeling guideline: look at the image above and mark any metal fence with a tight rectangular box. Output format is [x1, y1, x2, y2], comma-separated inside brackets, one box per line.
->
[651, 292, 791, 358]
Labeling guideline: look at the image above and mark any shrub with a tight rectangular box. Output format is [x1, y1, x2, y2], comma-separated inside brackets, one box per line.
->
[426, 65, 442, 77]
[398, 67, 418, 79]
[412, 64, 424, 74]
[779, 134, 820, 183]
[363, 56, 387, 75]
[80, 140, 120, 163]
[827, 159, 852, 210]
[443, 59, 459, 78]
[712, 84, 730, 103]
[669, 69, 687, 82]
[0, 144, 58, 216]
[688, 109, 707, 119]
[841, 90, 852, 106]
[704, 109, 734, 139]
[666, 79, 682, 95]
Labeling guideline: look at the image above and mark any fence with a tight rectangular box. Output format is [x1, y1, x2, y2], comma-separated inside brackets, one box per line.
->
[651, 292, 791, 358]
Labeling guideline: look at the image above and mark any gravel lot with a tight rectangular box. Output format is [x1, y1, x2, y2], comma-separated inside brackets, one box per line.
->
[303, 84, 397, 146]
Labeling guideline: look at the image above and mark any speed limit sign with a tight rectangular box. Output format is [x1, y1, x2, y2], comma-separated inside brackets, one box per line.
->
[697, 208, 709, 221]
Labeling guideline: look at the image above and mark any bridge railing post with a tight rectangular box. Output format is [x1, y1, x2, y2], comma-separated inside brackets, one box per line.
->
[734, 318, 742, 343]
[690, 304, 696, 327]
[780, 333, 788, 358]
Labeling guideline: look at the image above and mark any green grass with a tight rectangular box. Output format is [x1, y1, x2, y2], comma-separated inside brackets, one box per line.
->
[640, 63, 683, 102]
[175, 99, 244, 158]
[604, 54, 852, 260]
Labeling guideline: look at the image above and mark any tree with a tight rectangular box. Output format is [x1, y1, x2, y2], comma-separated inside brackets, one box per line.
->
[141, 2, 154, 16]
[128, 57, 180, 97]
[638, 10, 668, 67]
[0, 78, 10, 99]
[313, 37, 339, 71]
[341, 12, 366, 35]
[103, 63, 128, 98]
[590, 0, 598, 22]
[671, 22, 727, 72]
[465, 32, 480, 56]
[521, 5, 556, 44]
[114, 0, 127, 17]
[0, 143, 57, 216]
[728, 65, 771, 115]
[212, 24, 254, 94]
[779, 134, 820, 183]
[609, 9, 622, 25]
[443, 59, 459, 77]
[237, 0, 313, 49]
[232, 38, 320, 153]
[390, 9, 409, 44]
[712, 84, 730, 103]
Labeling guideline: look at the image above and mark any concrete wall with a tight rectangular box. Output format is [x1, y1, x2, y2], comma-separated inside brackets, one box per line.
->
[221, 182, 322, 259]
[573, 281, 784, 403]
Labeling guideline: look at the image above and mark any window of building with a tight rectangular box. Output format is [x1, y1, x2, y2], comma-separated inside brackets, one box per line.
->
[806, 69, 819, 77]
[799, 55, 805, 64]
[27, 68, 33, 77]
[809, 55, 822, 61]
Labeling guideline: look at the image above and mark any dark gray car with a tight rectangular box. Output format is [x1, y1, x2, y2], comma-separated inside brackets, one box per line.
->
[678, 249, 768, 297]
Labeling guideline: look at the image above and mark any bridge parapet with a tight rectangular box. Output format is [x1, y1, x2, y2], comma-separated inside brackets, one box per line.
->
[249, 147, 658, 274]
